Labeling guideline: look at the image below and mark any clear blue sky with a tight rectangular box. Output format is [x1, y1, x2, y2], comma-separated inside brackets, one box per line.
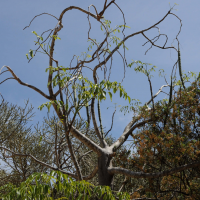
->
[0, 0, 200, 143]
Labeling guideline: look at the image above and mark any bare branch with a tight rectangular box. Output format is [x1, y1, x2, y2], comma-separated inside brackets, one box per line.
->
[145, 84, 169, 106]
[91, 98, 107, 147]
[93, 10, 178, 79]
[2, 66, 52, 100]
[111, 117, 152, 150]
[23, 13, 59, 30]
[105, 106, 116, 137]
[0, 77, 15, 85]
[147, 74, 154, 112]
[65, 133, 83, 180]
[59, 6, 99, 22]
[142, 33, 172, 51]
[70, 125, 104, 156]
[108, 161, 200, 178]
[0, 146, 77, 179]
[0, 69, 9, 75]
[111, 83, 171, 150]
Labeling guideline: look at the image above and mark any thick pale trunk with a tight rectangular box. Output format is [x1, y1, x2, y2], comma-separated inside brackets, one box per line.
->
[98, 153, 114, 187]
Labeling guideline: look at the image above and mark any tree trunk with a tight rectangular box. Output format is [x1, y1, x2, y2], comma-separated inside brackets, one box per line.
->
[98, 153, 114, 187]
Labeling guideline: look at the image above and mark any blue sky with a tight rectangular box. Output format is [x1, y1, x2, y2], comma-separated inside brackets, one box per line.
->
[0, 0, 200, 147]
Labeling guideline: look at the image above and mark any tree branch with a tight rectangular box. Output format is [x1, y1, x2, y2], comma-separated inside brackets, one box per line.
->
[93, 10, 177, 78]
[145, 84, 169, 107]
[111, 116, 151, 150]
[108, 161, 200, 178]
[54, 66, 82, 97]
[70, 125, 104, 156]
[2, 66, 52, 100]
[91, 98, 107, 148]
[111, 84, 169, 150]
[65, 133, 83, 181]
[0, 146, 77, 179]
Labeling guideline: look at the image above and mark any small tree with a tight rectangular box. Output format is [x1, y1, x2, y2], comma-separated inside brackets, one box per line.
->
[1, 1, 200, 199]
[0, 98, 53, 186]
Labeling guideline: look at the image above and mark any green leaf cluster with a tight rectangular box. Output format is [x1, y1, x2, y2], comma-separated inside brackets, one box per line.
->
[26, 31, 61, 60]
[38, 100, 67, 113]
[39, 69, 131, 112]
[76, 78, 131, 103]
[128, 60, 157, 77]
[50, 35, 61, 40]
[0, 171, 130, 200]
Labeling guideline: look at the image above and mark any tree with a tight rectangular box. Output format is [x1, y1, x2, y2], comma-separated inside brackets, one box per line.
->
[0, 97, 129, 198]
[0, 97, 53, 187]
[0, 101, 131, 199]
[33, 114, 126, 188]
[115, 79, 200, 199]
[1, 0, 199, 199]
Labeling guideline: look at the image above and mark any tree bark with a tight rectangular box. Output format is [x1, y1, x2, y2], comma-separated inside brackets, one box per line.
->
[98, 153, 113, 187]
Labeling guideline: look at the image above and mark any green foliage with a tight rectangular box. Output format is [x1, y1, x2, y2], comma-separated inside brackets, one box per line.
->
[128, 60, 157, 77]
[116, 80, 200, 199]
[18, 4, 199, 199]
[26, 49, 34, 60]
[77, 21, 130, 60]
[26, 31, 61, 60]
[39, 72, 131, 112]
[0, 100, 54, 189]
[32, 31, 44, 41]
[99, 20, 130, 50]
[0, 171, 130, 200]
[119, 99, 142, 115]
[100, 19, 130, 33]
[50, 35, 61, 41]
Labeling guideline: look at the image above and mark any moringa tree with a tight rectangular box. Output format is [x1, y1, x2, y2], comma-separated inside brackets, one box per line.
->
[1, 0, 199, 197]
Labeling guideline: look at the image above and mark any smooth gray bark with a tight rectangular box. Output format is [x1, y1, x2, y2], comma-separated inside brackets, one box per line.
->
[98, 153, 114, 187]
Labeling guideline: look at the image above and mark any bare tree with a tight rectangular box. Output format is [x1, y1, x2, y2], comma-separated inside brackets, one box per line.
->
[1, 1, 199, 198]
